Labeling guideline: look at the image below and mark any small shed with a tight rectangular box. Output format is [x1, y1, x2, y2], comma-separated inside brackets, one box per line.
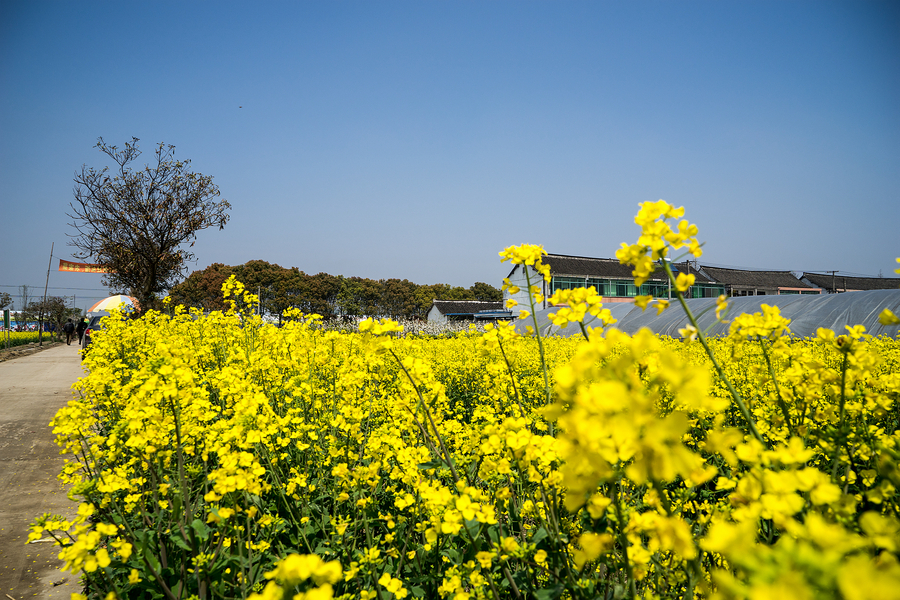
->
[427, 300, 506, 324]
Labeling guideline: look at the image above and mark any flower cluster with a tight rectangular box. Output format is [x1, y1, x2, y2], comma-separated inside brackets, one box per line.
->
[546, 286, 617, 333]
[498, 244, 551, 282]
[616, 199, 702, 285]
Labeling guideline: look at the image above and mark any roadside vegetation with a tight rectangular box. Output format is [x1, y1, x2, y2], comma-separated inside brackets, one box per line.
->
[1, 330, 60, 349]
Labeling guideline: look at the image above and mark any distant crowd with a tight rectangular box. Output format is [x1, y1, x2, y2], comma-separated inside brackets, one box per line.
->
[2, 323, 57, 332]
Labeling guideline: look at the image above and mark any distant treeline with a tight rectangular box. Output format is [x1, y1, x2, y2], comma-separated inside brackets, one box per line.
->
[168, 260, 502, 321]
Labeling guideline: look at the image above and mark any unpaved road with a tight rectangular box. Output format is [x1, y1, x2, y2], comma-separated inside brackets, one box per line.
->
[0, 343, 85, 599]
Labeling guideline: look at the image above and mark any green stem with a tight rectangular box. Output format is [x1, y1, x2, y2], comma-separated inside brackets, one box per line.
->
[497, 340, 525, 416]
[538, 482, 580, 597]
[391, 349, 461, 483]
[578, 321, 590, 341]
[612, 478, 637, 600]
[259, 445, 313, 553]
[523, 267, 552, 409]
[167, 396, 193, 542]
[662, 261, 763, 444]
[101, 500, 179, 600]
[831, 352, 850, 482]
[759, 339, 793, 437]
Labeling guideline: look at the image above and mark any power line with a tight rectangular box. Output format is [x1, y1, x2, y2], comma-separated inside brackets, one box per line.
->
[0, 285, 112, 291]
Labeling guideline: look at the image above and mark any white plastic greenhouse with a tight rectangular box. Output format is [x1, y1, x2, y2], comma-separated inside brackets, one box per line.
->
[515, 289, 900, 339]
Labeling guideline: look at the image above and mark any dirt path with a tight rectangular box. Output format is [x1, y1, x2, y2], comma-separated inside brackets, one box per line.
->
[0, 340, 63, 363]
[0, 343, 86, 599]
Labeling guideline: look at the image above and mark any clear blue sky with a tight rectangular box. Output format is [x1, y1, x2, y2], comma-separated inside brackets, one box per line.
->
[2, 1, 898, 312]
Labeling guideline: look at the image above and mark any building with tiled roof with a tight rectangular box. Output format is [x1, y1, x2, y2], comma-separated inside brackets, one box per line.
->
[504, 253, 728, 310]
[698, 266, 821, 296]
[800, 273, 900, 294]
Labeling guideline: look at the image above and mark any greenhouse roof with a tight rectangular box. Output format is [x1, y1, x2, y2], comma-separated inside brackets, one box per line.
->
[515, 289, 900, 339]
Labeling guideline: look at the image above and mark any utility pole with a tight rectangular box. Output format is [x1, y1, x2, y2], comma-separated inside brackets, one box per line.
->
[39, 242, 53, 346]
[827, 270, 838, 293]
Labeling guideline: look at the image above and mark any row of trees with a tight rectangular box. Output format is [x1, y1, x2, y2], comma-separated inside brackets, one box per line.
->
[168, 260, 502, 321]
[23, 297, 80, 336]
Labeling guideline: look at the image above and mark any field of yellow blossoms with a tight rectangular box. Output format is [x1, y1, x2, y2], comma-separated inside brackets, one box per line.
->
[32, 202, 900, 600]
[2, 329, 58, 348]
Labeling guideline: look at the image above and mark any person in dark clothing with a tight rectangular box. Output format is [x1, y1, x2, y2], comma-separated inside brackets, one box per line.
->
[76, 318, 87, 344]
[63, 318, 75, 345]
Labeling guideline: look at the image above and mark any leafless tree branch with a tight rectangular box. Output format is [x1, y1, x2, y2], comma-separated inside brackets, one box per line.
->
[67, 138, 231, 311]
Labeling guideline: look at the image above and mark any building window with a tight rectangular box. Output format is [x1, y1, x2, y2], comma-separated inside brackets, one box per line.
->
[549, 277, 670, 299]
[586, 278, 609, 296]
[640, 281, 669, 298]
[688, 283, 727, 298]
[549, 276, 587, 294]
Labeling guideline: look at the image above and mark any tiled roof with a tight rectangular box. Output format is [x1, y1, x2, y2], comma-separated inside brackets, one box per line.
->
[542, 254, 713, 283]
[544, 254, 671, 281]
[700, 266, 813, 289]
[802, 273, 900, 291]
[431, 300, 504, 315]
[672, 262, 714, 283]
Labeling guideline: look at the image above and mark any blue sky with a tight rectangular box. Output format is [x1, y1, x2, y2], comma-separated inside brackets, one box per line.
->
[1, 1, 898, 312]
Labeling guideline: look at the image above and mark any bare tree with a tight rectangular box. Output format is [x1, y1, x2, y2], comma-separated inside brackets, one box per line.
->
[68, 138, 231, 312]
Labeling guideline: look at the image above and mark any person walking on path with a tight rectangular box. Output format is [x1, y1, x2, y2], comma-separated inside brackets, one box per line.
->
[76, 317, 87, 345]
[63, 319, 75, 345]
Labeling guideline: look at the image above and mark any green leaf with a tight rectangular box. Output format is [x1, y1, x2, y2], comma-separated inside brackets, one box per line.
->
[534, 585, 565, 600]
[135, 531, 161, 573]
[530, 526, 549, 546]
[486, 524, 500, 545]
[463, 519, 481, 541]
[441, 547, 461, 563]
[191, 518, 210, 541]
[417, 459, 443, 470]
[512, 569, 530, 592]
[169, 532, 192, 551]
